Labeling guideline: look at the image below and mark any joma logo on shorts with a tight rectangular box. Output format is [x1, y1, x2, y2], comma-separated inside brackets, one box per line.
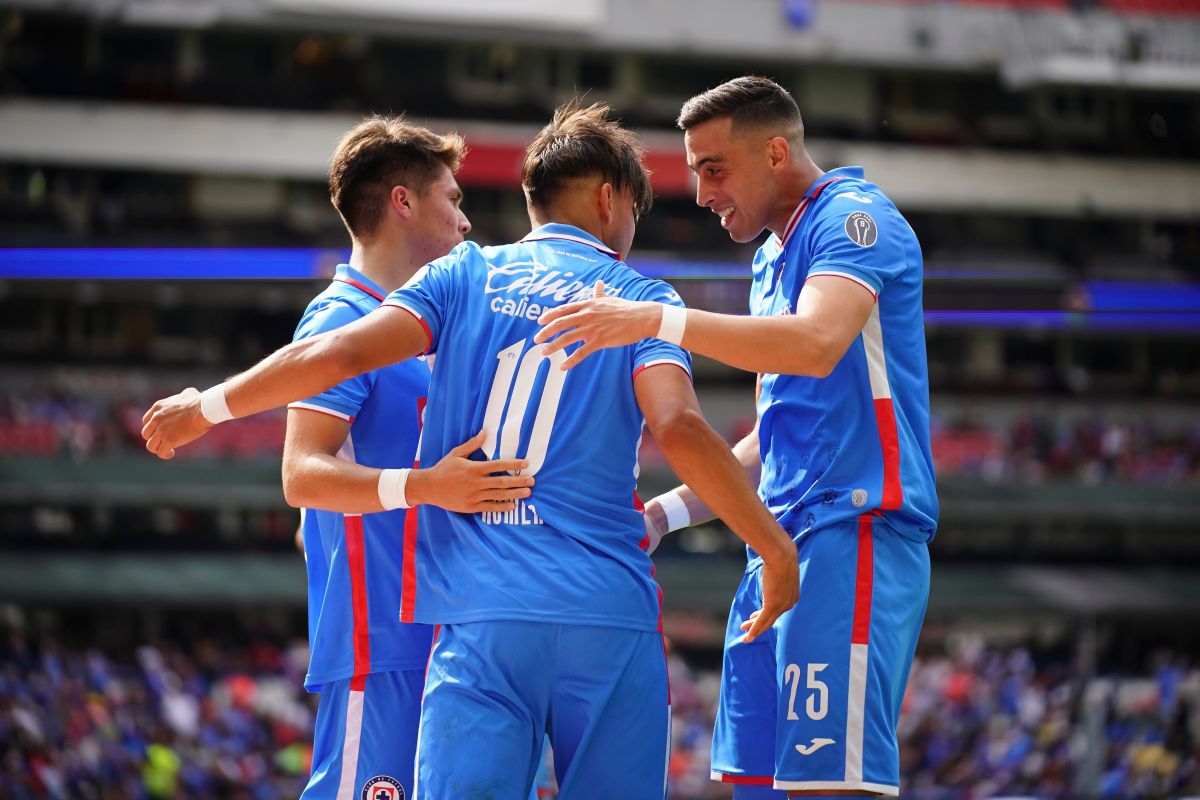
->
[795, 738, 836, 755]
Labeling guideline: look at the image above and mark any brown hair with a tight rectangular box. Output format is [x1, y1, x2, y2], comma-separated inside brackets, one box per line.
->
[676, 76, 803, 135]
[329, 115, 467, 240]
[522, 100, 653, 219]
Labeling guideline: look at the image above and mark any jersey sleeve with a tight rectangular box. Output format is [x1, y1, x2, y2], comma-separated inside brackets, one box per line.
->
[381, 243, 471, 355]
[289, 300, 373, 422]
[631, 279, 692, 379]
[803, 193, 909, 300]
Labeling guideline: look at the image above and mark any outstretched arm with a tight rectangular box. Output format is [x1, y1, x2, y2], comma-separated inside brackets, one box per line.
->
[142, 307, 428, 459]
[282, 410, 534, 515]
[634, 365, 796, 643]
[537, 275, 875, 377]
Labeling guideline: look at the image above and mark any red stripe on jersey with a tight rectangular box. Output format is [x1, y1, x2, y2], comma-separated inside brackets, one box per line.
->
[851, 515, 875, 646]
[873, 397, 904, 510]
[714, 773, 775, 786]
[344, 514, 372, 678]
[334, 276, 385, 302]
[350, 674, 366, 692]
[399, 397, 427, 623]
[632, 361, 691, 381]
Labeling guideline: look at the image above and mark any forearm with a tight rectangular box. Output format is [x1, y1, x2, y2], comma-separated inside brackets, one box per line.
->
[678, 309, 837, 377]
[654, 413, 791, 562]
[283, 452, 388, 513]
[224, 335, 360, 420]
[647, 425, 761, 531]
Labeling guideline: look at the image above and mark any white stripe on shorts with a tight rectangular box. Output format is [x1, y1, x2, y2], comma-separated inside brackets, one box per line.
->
[844, 642, 869, 784]
[336, 688, 365, 800]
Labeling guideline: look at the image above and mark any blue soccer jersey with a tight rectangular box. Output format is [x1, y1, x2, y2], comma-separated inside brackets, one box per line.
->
[381, 223, 690, 632]
[750, 167, 938, 553]
[290, 265, 433, 690]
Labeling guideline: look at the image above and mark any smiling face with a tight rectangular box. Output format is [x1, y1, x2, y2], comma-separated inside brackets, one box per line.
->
[684, 116, 781, 244]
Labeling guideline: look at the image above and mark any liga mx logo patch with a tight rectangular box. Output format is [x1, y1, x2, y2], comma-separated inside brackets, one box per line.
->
[362, 775, 404, 800]
[844, 212, 878, 247]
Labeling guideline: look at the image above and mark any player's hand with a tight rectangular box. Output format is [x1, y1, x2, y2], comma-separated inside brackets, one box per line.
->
[141, 387, 213, 460]
[739, 541, 799, 643]
[535, 281, 662, 370]
[405, 430, 535, 514]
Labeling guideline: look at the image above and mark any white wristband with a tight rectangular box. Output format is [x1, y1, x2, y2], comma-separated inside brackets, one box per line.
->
[198, 384, 234, 424]
[655, 304, 687, 346]
[658, 491, 692, 533]
[378, 468, 413, 510]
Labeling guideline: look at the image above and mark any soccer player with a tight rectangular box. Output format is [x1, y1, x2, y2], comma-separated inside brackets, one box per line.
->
[270, 117, 535, 800]
[141, 100, 799, 799]
[535, 77, 938, 798]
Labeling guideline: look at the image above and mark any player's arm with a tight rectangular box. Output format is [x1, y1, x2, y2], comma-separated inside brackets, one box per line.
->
[537, 275, 875, 377]
[634, 365, 797, 642]
[643, 376, 762, 551]
[281, 410, 534, 514]
[141, 307, 427, 459]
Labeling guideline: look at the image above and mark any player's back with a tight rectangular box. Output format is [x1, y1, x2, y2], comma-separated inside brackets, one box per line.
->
[383, 224, 689, 632]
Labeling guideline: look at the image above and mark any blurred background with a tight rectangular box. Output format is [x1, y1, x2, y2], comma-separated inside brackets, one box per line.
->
[1, 0, 1200, 797]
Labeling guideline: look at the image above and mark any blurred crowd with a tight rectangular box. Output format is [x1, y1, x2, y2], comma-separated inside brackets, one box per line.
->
[5, 382, 1200, 487]
[1, 629, 314, 800]
[4, 626, 1199, 800]
[931, 410, 1200, 486]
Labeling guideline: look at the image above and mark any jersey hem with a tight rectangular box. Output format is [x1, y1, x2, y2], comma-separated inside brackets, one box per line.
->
[304, 657, 431, 690]
[410, 609, 661, 633]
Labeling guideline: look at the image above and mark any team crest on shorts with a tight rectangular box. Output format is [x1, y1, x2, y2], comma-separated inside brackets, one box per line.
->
[362, 775, 404, 800]
[851, 488, 869, 507]
[844, 212, 878, 247]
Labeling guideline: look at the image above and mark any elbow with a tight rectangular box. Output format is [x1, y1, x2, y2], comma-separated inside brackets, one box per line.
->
[651, 407, 711, 455]
[281, 463, 309, 509]
[315, 332, 364, 384]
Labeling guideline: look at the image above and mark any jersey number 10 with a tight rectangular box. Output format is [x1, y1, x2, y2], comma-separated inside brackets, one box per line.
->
[481, 338, 568, 477]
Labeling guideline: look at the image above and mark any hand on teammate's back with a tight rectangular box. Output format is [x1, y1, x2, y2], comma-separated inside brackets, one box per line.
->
[141, 388, 213, 460]
[535, 281, 662, 369]
[405, 430, 536, 514]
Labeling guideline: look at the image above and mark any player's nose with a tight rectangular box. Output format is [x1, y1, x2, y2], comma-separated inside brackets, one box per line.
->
[459, 212, 472, 236]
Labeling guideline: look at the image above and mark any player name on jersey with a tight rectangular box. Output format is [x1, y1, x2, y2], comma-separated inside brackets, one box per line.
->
[479, 498, 543, 526]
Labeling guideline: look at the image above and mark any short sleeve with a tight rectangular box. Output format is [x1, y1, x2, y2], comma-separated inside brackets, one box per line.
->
[289, 300, 373, 421]
[382, 244, 471, 355]
[631, 279, 692, 380]
[803, 193, 909, 300]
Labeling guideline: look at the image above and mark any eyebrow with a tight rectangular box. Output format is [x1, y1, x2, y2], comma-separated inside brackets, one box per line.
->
[687, 155, 722, 174]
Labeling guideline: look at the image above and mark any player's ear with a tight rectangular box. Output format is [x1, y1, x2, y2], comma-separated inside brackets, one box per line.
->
[598, 181, 615, 226]
[390, 185, 415, 219]
[766, 137, 790, 170]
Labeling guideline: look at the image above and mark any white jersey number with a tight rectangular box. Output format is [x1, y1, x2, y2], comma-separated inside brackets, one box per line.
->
[481, 338, 567, 476]
[785, 662, 829, 721]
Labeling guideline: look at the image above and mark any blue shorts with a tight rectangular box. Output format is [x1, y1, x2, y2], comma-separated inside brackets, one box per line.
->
[303, 669, 425, 800]
[711, 515, 929, 796]
[415, 620, 670, 800]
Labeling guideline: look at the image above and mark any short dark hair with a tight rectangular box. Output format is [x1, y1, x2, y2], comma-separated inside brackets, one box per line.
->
[676, 76, 803, 135]
[329, 115, 467, 240]
[522, 100, 654, 219]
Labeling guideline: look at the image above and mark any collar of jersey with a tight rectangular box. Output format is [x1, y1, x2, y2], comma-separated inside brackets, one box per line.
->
[773, 165, 866, 249]
[333, 264, 386, 302]
[520, 224, 619, 259]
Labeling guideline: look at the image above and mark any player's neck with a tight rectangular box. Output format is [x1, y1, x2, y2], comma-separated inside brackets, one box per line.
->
[767, 158, 827, 240]
[348, 239, 419, 294]
[527, 208, 615, 252]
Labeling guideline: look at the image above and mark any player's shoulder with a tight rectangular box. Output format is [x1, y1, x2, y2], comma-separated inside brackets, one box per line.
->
[604, 260, 682, 305]
[296, 291, 371, 338]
